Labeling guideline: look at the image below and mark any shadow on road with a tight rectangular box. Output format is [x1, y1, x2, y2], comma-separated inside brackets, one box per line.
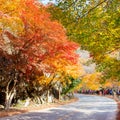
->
[0, 94, 118, 120]
[0, 105, 117, 120]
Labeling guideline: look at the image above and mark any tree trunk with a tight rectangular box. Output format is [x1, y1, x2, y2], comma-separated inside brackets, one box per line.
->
[40, 96, 44, 104]
[4, 91, 15, 110]
[47, 90, 49, 103]
[5, 95, 10, 110]
[58, 89, 60, 100]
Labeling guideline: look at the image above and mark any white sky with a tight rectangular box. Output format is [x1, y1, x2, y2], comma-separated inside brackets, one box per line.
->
[40, 0, 56, 4]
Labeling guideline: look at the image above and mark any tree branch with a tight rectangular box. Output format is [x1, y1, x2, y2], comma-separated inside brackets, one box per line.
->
[80, 0, 108, 18]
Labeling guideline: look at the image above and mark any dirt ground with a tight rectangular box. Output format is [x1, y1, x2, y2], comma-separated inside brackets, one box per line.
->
[116, 101, 120, 120]
[114, 97, 120, 120]
[0, 98, 78, 118]
[105, 95, 120, 120]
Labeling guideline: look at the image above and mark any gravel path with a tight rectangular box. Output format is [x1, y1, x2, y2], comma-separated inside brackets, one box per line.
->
[0, 94, 117, 120]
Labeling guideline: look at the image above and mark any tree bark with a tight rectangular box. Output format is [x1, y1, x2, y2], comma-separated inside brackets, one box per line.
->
[47, 90, 49, 103]
[58, 89, 60, 100]
[4, 79, 17, 110]
[4, 90, 15, 110]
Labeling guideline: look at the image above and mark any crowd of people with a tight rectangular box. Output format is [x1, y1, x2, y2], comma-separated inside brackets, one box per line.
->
[79, 88, 120, 97]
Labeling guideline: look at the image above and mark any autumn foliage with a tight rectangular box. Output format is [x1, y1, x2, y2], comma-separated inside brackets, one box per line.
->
[0, 0, 83, 109]
[48, 0, 120, 88]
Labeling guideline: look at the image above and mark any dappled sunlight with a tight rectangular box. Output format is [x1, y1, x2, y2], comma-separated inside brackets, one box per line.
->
[0, 94, 117, 120]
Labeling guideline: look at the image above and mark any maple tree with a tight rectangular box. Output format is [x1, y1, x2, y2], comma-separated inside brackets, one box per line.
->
[81, 72, 101, 90]
[36, 49, 85, 100]
[0, 0, 80, 109]
[48, 0, 120, 84]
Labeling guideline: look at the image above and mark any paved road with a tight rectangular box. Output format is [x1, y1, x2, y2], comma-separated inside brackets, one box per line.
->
[0, 94, 117, 120]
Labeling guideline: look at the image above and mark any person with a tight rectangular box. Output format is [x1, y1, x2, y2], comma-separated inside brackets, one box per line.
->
[109, 89, 113, 95]
[113, 90, 117, 99]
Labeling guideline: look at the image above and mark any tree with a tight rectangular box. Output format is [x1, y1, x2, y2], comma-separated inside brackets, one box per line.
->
[0, 0, 80, 109]
[36, 47, 85, 100]
[81, 72, 101, 90]
[48, 0, 120, 82]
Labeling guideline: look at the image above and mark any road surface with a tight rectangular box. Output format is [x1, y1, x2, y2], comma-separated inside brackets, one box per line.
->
[0, 94, 117, 120]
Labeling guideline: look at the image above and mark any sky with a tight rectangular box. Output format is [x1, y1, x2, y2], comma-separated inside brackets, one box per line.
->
[40, 0, 56, 4]
[76, 49, 96, 73]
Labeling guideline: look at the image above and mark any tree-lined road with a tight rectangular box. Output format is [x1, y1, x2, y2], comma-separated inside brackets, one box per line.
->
[0, 94, 117, 120]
